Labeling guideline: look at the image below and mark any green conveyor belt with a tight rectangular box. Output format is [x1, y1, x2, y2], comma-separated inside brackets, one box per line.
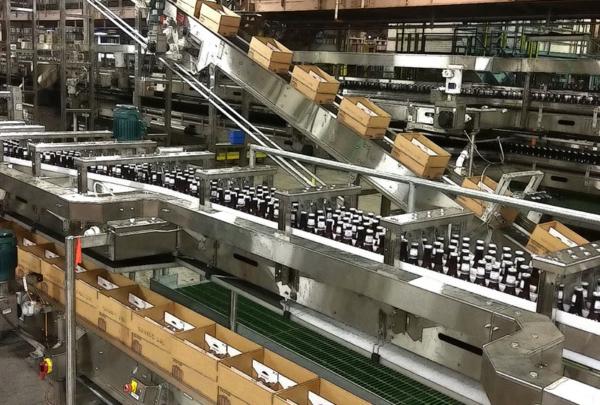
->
[177, 282, 463, 405]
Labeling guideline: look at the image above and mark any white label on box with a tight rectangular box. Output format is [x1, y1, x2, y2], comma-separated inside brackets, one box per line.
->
[97, 276, 119, 290]
[75, 265, 87, 273]
[309, 392, 336, 405]
[23, 238, 36, 246]
[205, 334, 242, 358]
[128, 293, 153, 310]
[356, 102, 377, 117]
[44, 250, 59, 259]
[308, 70, 326, 82]
[549, 227, 578, 248]
[411, 138, 438, 156]
[130, 392, 140, 400]
[253, 360, 278, 385]
[164, 312, 194, 332]
[477, 181, 495, 193]
[279, 374, 297, 389]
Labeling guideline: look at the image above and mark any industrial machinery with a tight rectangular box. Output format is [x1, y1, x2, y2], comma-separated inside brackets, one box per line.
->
[3, 1, 600, 405]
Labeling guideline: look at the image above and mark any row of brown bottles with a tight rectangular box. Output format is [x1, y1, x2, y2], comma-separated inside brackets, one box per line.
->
[557, 282, 600, 321]
[399, 235, 539, 302]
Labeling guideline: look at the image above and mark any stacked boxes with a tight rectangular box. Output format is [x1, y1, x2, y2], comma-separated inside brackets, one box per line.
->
[456, 176, 519, 227]
[217, 348, 318, 405]
[527, 221, 589, 255]
[290, 65, 340, 104]
[391, 132, 451, 179]
[248, 37, 293, 74]
[198, 2, 241, 37]
[337, 96, 391, 139]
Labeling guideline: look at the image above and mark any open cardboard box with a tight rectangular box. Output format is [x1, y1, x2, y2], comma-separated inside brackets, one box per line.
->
[391, 132, 451, 179]
[76, 270, 136, 323]
[337, 96, 391, 139]
[274, 378, 370, 405]
[248, 36, 293, 74]
[290, 65, 340, 104]
[527, 220, 589, 255]
[456, 176, 519, 227]
[170, 324, 259, 400]
[17, 243, 61, 274]
[131, 301, 214, 353]
[198, 1, 241, 37]
[218, 348, 317, 405]
[97, 285, 171, 346]
[173, 323, 261, 381]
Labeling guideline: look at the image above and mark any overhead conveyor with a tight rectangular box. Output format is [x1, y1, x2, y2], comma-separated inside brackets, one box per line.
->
[85, 0, 457, 210]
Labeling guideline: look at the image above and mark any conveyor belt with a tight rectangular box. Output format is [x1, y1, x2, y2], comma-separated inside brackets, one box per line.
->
[176, 282, 463, 405]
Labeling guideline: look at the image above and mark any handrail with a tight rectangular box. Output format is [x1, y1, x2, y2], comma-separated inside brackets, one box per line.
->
[249, 144, 600, 226]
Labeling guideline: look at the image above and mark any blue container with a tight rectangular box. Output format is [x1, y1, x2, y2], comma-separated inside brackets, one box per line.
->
[228, 129, 245, 145]
[0, 229, 16, 283]
[113, 104, 146, 141]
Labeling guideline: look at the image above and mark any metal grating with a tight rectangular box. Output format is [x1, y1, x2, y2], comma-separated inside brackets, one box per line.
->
[178, 283, 463, 405]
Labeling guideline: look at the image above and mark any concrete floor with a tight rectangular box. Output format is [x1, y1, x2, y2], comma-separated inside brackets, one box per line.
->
[0, 331, 53, 405]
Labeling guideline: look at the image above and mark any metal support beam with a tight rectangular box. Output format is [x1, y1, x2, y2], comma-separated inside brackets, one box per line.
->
[164, 69, 173, 146]
[3, 0, 11, 87]
[64, 233, 109, 405]
[87, 0, 96, 129]
[59, 0, 67, 130]
[208, 65, 218, 152]
[520, 72, 531, 129]
[133, 7, 142, 108]
[32, 0, 38, 121]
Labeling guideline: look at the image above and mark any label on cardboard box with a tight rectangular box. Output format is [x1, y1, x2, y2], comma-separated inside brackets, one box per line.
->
[308, 70, 326, 82]
[128, 293, 153, 310]
[549, 227, 578, 248]
[411, 138, 438, 156]
[97, 276, 119, 290]
[23, 238, 36, 246]
[309, 392, 336, 405]
[356, 102, 377, 117]
[75, 265, 86, 273]
[205, 334, 242, 358]
[266, 42, 280, 52]
[45, 250, 59, 259]
[252, 360, 297, 390]
[477, 181, 494, 193]
[164, 312, 194, 332]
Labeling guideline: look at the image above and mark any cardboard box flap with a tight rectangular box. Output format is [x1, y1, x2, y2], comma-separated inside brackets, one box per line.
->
[199, 1, 241, 28]
[249, 36, 293, 64]
[178, 323, 260, 359]
[100, 285, 171, 310]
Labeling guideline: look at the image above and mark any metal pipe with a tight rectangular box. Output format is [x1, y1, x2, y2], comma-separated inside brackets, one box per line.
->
[230, 291, 238, 332]
[64, 236, 76, 405]
[250, 144, 600, 226]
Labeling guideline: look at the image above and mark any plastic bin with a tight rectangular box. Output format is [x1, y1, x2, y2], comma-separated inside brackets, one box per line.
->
[228, 129, 245, 145]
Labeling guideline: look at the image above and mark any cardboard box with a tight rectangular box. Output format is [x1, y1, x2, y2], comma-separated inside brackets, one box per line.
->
[97, 285, 171, 330]
[173, 323, 260, 382]
[217, 387, 250, 405]
[130, 301, 214, 352]
[527, 221, 589, 256]
[248, 37, 293, 74]
[218, 348, 317, 405]
[337, 96, 391, 139]
[456, 176, 519, 226]
[199, 2, 240, 37]
[274, 378, 370, 405]
[391, 132, 451, 179]
[75, 270, 136, 323]
[172, 360, 219, 401]
[176, 0, 199, 17]
[17, 243, 60, 274]
[38, 280, 64, 305]
[98, 313, 131, 345]
[290, 65, 340, 104]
